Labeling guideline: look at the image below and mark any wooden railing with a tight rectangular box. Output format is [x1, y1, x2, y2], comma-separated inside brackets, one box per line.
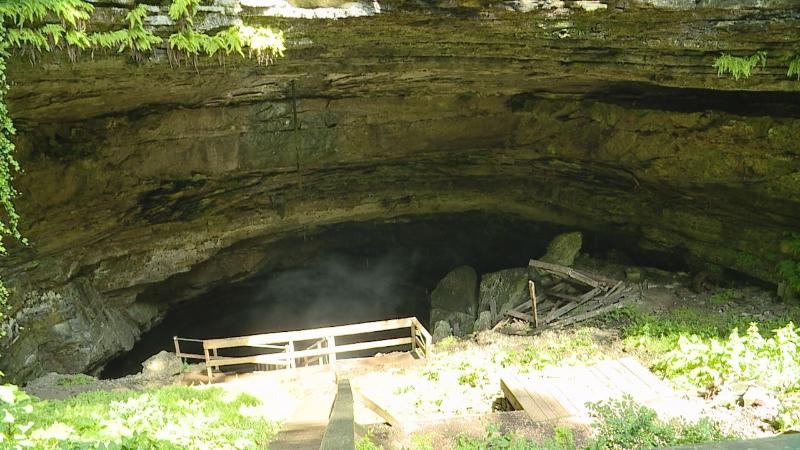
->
[173, 317, 432, 382]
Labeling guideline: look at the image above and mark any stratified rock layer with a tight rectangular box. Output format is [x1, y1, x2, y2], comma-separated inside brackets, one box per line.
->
[1, 0, 799, 381]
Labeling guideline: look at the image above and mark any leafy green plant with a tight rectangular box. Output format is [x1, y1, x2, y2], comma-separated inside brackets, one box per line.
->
[587, 396, 729, 449]
[357, 430, 384, 450]
[456, 362, 486, 388]
[1, 385, 279, 448]
[656, 322, 800, 394]
[454, 425, 576, 450]
[788, 57, 800, 80]
[713, 51, 767, 80]
[90, 5, 163, 62]
[0, 21, 24, 343]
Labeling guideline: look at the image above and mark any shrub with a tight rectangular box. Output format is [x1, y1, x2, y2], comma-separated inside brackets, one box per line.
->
[587, 396, 729, 449]
[655, 322, 800, 394]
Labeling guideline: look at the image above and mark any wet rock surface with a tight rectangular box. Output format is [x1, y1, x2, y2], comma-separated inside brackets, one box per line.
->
[430, 266, 479, 336]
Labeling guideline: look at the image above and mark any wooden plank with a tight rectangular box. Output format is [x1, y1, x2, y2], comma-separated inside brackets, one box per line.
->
[175, 352, 207, 360]
[529, 280, 538, 327]
[546, 299, 630, 329]
[587, 364, 626, 400]
[320, 380, 355, 450]
[352, 386, 405, 429]
[502, 374, 570, 422]
[601, 359, 662, 404]
[207, 337, 414, 368]
[523, 380, 571, 421]
[204, 317, 415, 349]
[617, 357, 673, 396]
[543, 290, 585, 303]
[501, 375, 548, 420]
[543, 301, 579, 324]
[528, 259, 600, 288]
[599, 281, 624, 301]
[505, 309, 535, 322]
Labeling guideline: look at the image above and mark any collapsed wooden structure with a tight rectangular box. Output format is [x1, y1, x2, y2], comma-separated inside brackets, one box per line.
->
[173, 317, 432, 382]
[493, 258, 638, 332]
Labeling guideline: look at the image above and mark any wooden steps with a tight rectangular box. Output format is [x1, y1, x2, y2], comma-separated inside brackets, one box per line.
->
[501, 357, 682, 424]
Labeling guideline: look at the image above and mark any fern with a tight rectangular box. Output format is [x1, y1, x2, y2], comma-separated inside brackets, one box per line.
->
[0, 0, 93, 28]
[126, 4, 148, 30]
[6, 28, 51, 52]
[713, 51, 768, 80]
[168, 0, 200, 24]
[788, 58, 800, 80]
[213, 26, 246, 58]
[65, 29, 90, 49]
[40, 23, 65, 48]
[239, 26, 285, 65]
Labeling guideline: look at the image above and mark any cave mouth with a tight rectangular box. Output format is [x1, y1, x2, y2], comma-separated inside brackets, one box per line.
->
[101, 212, 686, 379]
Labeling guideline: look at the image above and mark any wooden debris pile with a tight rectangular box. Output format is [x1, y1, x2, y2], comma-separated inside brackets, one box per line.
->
[493, 259, 638, 333]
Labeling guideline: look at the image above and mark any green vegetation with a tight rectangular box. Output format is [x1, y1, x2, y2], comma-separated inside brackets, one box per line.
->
[500, 329, 602, 372]
[778, 234, 800, 293]
[587, 396, 729, 449]
[165, 0, 283, 68]
[456, 363, 486, 388]
[611, 304, 800, 431]
[657, 323, 800, 395]
[55, 374, 95, 386]
[709, 288, 736, 305]
[713, 51, 767, 80]
[356, 403, 727, 450]
[454, 425, 576, 450]
[0, 0, 284, 65]
[788, 57, 800, 80]
[0, 15, 22, 349]
[0, 384, 278, 449]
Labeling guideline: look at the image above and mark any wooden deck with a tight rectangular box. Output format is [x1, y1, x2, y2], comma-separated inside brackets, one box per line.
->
[501, 357, 683, 424]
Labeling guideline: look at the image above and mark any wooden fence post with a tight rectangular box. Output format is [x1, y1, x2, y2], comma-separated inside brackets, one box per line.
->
[203, 346, 213, 384]
[326, 336, 337, 370]
[529, 280, 539, 328]
[287, 340, 296, 369]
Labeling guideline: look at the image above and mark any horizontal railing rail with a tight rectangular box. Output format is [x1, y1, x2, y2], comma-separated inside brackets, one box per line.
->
[173, 317, 432, 382]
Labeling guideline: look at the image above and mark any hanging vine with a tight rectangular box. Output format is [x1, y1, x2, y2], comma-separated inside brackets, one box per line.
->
[0, 21, 22, 341]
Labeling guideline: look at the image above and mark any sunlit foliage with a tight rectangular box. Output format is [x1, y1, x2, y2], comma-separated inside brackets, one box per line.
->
[712, 51, 767, 80]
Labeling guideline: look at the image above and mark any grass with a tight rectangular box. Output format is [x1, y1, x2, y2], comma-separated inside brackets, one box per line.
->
[1, 384, 279, 449]
[499, 328, 605, 372]
[55, 374, 95, 386]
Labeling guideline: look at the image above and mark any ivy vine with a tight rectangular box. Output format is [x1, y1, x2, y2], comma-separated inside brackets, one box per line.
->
[0, 21, 22, 343]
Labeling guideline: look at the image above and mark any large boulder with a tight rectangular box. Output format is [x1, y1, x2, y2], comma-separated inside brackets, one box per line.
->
[478, 268, 530, 322]
[429, 266, 479, 336]
[141, 351, 183, 378]
[432, 320, 454, 343]
[541, 232, 583, 267]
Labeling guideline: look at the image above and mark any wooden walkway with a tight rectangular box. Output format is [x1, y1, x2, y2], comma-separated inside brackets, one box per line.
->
[501, 357, 684, 424]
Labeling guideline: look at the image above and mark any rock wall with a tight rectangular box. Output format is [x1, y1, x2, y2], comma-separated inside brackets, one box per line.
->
[1, 0, 799, 381]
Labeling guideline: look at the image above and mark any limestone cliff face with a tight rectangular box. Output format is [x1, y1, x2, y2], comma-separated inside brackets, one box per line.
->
[1, 0, 799, 381]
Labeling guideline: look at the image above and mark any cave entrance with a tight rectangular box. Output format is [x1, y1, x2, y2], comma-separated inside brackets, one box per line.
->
[101, 213, 682, 379]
